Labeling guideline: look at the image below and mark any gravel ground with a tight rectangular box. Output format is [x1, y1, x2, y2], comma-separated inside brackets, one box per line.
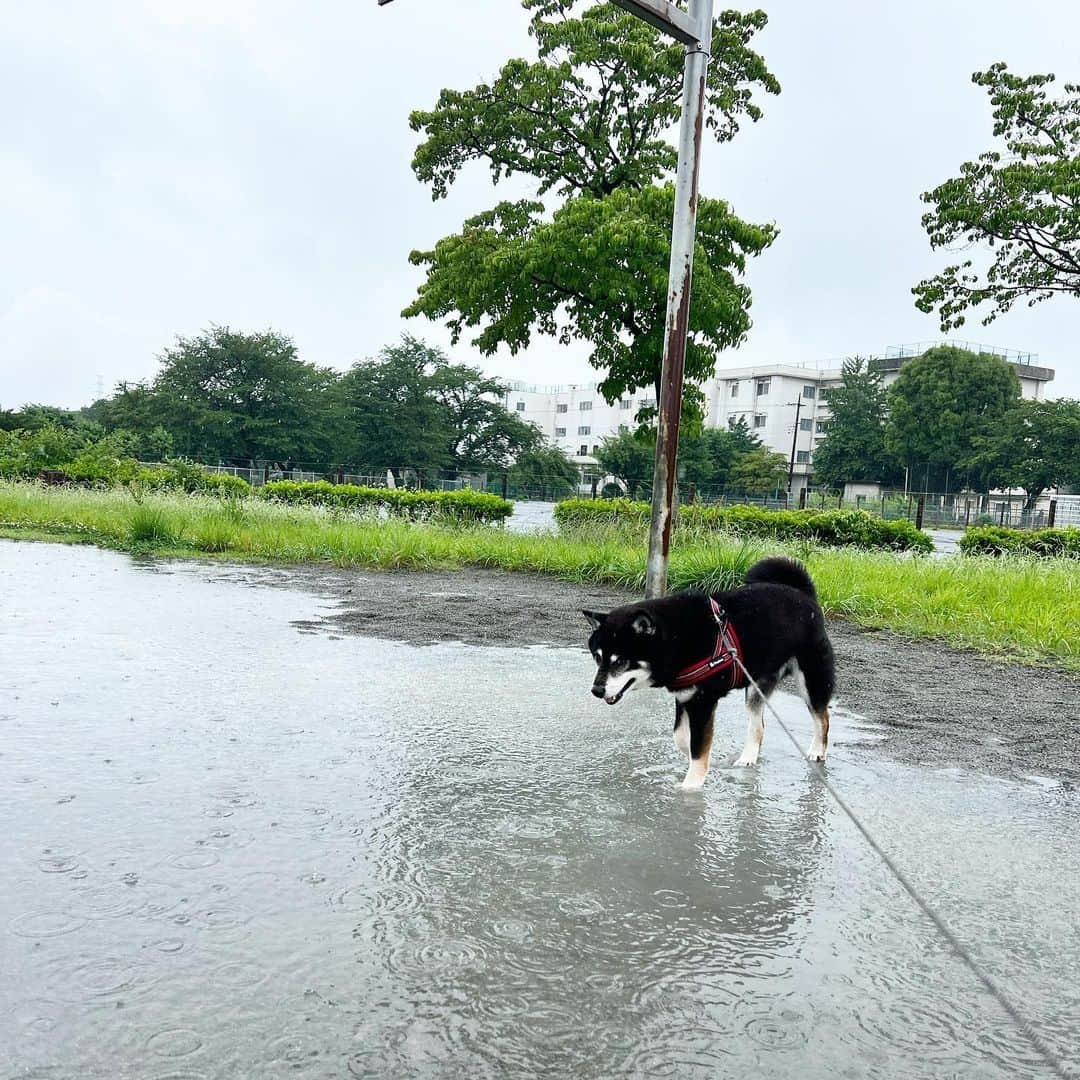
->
[265, 563, 1080, 785]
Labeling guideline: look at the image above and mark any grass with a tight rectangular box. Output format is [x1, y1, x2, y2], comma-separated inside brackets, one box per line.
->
[1, 481, 1077, 672]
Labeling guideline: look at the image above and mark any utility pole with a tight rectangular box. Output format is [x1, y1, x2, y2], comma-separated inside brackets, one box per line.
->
[786, 397, 803, 494]
[613, 0, 715, 598]
[379, 0, 714, 598]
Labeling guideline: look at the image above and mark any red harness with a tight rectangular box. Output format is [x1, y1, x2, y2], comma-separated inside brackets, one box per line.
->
[671, 598, 745, 691]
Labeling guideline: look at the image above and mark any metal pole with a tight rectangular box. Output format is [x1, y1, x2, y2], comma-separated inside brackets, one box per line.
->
[786, 397, 802, 493]
[644, 0, 714, 598]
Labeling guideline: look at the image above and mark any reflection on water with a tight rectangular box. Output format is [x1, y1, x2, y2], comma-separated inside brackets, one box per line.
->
[0, 541, 1076, 1079]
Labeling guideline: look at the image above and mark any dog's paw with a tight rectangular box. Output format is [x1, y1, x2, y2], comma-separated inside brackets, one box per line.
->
[680, 777, 706, 791]
[806, 743, 827, 763]
[734, 753, 758, 768]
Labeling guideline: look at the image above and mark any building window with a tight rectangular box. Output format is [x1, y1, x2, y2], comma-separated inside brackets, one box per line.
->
[728, 380, 739, 398]
[754, 414, 766, 429]
[816, 420, 830, 433]
[579, 401, 592, 411]
[803, 385, 816, 399]
[757, 379, 771, 396]
[555, 427, 566, 438]
[515, 402, 526, 412]
[579, 444, 588, 456]
[618, 424, 628, 434]
[800, 417, 813, 432]
[819, 388, 831, 401]
[796, 450, 811, 464]
[577, 425, 591, 436]
[620, 399, 631, 410]
[639, 397, 655, 409]
[556, 403, 568, 414]
[592, 444, 599, 454]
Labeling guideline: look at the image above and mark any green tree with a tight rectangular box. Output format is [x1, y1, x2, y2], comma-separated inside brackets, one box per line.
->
[152, 326, 339, 462]
[679, 426, 759, 491]
[885, 346, 1021, 489]
[914, 64, 1080, 330]
[404, 1, 779, 410]
[509, 443, 581, 500]
[728, 446, 788, 496]
[337, 337, 454, 471]
[968, 398, 1080, 508]
[811, 357, 898, 488]
[429, 363, 540, 469]
[594, 428, 656, 497]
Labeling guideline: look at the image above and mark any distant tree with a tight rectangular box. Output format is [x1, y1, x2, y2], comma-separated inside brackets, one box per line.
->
[728, 445, 788, 495]
[967, 398, 1080, 509]
[885, 346, 1020, 489]
[429, 363, 540, 470]
[595, 429, 656, 498]
[337, 337, 454, 471]
[812, 358, 898, 488]
[151, 326, 339, 462]
[914, 64, 1080, 330]
[509, 443, 581, 500]
[680, 426, 759, 491]
[404, 0, 779, 412]
[724, 414, 762, 453]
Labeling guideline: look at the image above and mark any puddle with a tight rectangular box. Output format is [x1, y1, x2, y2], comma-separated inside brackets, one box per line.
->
[0, 541, 1076, 1078]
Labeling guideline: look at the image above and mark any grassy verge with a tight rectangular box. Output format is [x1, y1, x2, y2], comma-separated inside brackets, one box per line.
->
[1, 482, 1077, 672]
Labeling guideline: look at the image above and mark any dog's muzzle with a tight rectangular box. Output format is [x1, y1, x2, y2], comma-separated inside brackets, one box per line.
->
[592, 678, 635, 705]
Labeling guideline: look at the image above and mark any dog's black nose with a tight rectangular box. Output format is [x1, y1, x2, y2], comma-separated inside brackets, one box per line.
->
[591, 685, 606, 699]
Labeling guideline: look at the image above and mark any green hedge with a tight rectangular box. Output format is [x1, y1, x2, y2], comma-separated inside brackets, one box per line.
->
[554, 498, 934, 553]
[259, 479, 512, 524]
[959, 525, 1080, 558]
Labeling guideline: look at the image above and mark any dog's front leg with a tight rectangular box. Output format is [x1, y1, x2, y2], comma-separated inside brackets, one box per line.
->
[672, 701, 691, 760]
[681, 702, 715, 790]
[735, 687, 766, 767]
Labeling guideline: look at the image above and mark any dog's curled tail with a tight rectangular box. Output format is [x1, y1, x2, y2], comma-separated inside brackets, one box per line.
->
[745, 556, 817, 599]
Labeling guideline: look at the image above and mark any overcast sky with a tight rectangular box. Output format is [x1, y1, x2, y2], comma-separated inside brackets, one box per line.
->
[2, 0, 1077, 411]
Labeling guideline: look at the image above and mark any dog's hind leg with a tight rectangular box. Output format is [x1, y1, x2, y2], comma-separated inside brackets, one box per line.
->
[681, 698, 716, 790]
[797, 644, 835, 763]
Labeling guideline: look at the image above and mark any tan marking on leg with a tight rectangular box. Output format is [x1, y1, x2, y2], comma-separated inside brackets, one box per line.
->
[808, 706, 830, 762]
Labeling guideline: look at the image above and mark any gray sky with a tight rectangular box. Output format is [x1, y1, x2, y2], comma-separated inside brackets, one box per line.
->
[2, 0, 1077, 410]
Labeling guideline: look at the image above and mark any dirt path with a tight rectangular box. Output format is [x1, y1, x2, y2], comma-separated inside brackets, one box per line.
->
[262, 563, 1080, 784]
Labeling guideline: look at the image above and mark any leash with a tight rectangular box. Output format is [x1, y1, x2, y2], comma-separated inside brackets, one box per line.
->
[726, 644, 1070, 1079]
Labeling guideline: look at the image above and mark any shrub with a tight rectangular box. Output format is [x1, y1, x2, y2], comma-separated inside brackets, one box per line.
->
[959, 525, 1080, 559]
[554, 498, 933, 553]
[258, 480, 512, 524]
[128, 504, 182, 546]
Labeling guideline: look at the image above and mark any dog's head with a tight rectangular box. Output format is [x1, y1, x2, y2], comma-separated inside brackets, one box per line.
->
[583, 607, 659, 704]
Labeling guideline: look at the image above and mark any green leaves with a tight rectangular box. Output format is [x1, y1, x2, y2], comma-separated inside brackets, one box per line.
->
[406, 186, 776, 405]
[884, 346, 1021, 485]
[812, 357, 897, 488]
[411, 3, 778, 200]
[914, 63, 1080, 330]
[406, 2, 779, 406]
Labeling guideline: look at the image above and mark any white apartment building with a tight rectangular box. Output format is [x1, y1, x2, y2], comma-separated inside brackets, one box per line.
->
[503, 341, 1055, 493]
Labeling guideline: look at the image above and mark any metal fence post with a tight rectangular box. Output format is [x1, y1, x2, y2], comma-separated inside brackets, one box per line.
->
[501, 472, 509, 500]
[799, 487, 807, 510]
[964, 501, 971, 527]
[1048, 499, 1057, 529]
[915, 496, 925, 531]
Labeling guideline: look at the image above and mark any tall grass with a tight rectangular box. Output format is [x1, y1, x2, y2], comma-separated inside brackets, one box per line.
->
[1, 481, 1077, 671]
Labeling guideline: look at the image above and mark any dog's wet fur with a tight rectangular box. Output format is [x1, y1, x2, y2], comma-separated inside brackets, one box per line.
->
[584, 557, 835, 789]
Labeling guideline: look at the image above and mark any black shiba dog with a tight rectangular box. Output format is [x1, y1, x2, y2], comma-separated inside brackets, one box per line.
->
[584, 557, 835, 789]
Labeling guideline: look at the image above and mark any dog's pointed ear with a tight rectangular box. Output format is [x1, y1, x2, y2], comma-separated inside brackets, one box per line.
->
[632, 611, 656, 636]
[582, 610, 607, 630]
